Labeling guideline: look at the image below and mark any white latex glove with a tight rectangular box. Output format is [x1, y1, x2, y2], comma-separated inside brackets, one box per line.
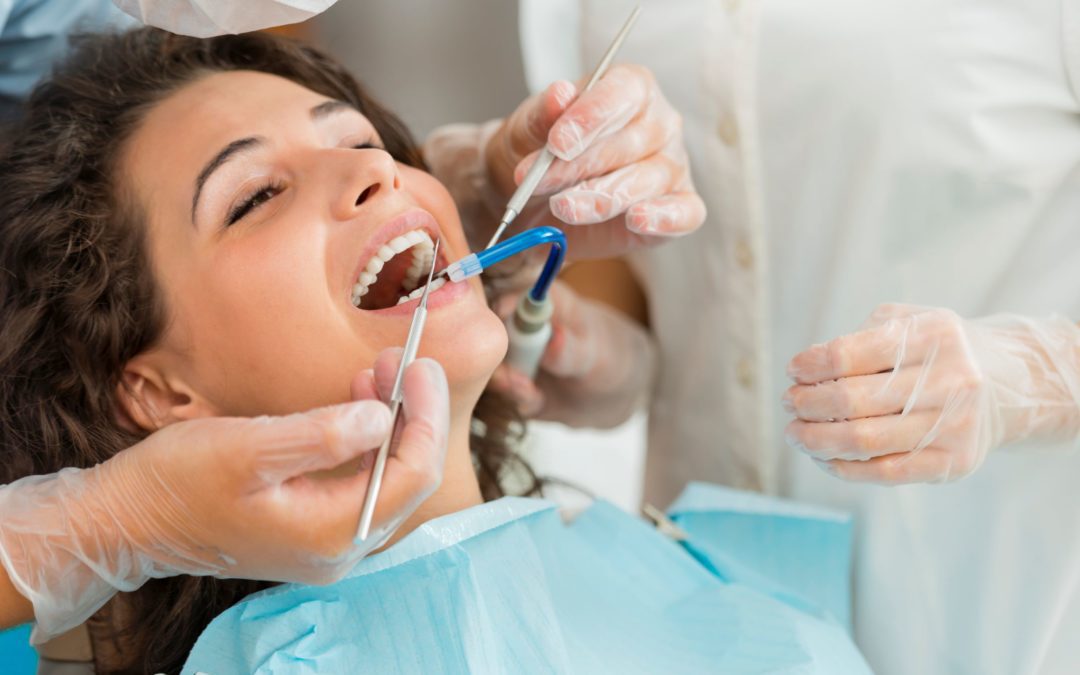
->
[488, 280, 655, 428]
[783, 304, 1080, 484]
[425, 65, 706, 261]
[0, 349, 448, 640]
[112, 0, 338, 37]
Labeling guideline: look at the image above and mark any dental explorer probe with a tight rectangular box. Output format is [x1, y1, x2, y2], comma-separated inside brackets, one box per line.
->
[356, 238, 441, 543]
[482, 4, 642, 250]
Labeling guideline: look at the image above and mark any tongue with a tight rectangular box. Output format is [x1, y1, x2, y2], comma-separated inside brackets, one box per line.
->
[359, 250, 415, 310]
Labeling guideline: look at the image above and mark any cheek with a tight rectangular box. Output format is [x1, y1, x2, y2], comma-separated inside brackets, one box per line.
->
[421, 302, 508, 387]
[155, 223, 376, 414]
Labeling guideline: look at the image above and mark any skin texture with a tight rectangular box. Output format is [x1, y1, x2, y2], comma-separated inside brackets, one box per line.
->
[0, 568, 32, 626]
[116, 70, 508, 541]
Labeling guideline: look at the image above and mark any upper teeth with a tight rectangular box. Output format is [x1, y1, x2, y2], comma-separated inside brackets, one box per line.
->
[351, 229, 435, 307]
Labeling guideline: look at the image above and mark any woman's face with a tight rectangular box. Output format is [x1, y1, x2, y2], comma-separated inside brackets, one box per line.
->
[120, 70, 506, 420]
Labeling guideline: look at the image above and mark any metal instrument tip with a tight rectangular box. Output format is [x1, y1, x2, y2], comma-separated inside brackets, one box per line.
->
[417, 238, 440, 308]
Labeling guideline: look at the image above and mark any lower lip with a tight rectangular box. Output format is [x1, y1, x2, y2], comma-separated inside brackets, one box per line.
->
[363, 276, 472, 316]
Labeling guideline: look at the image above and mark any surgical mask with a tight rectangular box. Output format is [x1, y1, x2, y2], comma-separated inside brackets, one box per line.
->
[112, 0, 340, 37]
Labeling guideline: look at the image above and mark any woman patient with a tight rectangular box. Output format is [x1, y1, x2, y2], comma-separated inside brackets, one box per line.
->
[0, 28, 869, 674]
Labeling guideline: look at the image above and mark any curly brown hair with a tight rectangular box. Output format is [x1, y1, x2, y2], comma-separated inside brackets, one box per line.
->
[0, 27, 535, 674]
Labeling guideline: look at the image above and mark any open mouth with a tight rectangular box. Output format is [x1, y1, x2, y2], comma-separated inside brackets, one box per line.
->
[350, 227, 448, 311]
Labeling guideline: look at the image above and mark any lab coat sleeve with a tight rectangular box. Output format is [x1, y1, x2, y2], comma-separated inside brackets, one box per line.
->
[0, 0, 133, 120]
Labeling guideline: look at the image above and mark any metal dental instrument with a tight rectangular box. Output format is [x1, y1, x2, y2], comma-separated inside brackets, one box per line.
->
[357, 238, 441, 542]
[483, 4, 642, 250]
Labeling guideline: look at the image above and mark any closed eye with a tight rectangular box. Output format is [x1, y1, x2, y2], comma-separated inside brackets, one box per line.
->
[226, 180, 284, 226]
[224, 142, 385, 227]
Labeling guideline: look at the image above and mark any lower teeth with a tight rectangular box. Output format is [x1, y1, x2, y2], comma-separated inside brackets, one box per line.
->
[396, 277, 446, 305]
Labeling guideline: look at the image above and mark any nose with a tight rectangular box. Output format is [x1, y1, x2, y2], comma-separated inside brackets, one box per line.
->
[329, 148, 403, 221]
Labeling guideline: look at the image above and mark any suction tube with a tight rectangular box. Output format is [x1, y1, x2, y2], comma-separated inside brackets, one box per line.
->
[442, 226, 567, 301]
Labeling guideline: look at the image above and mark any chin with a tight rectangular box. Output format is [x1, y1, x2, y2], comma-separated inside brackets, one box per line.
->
[422, 301, 508, 408]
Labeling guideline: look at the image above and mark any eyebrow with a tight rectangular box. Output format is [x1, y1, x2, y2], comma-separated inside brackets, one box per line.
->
[191, 136, 264, 224]
[310, 99, 359, 121]
[190, 101, 362, 225]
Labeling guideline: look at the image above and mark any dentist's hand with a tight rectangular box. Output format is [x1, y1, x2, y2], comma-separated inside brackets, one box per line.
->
[0, 350, 448, 638]
[486, 66, 706, 259]
[783, 304, 1080, 484]
[488, 281, 655, 428]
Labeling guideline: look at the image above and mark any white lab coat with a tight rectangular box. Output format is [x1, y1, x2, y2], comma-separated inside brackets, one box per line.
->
[520, 1, 1080, 673]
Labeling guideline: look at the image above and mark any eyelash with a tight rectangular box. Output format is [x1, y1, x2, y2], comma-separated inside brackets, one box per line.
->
[225, 142, 384, 226]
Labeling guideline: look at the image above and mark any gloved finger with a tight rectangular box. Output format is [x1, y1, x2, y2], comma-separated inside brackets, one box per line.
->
[518, 95, 679, 194]
[493, 284, 594, 381]
[372, 347, 406, 402]
[547, 64, 652, 161]
[560, 218, 663, 259]
[787, 319, 936, 385]
[814, 446, 980, 484]
[485, 81, 579, 200]
[506, 80, 579, 158]
[861, 302, 927, 327]
[243, 399, 393, 486]
[782, 367, 941, 422]
[488, 363, 545, 416]
[549, 152, 686, 225]
[371, 358, 450, 520]
[625, 191, 708, 236]
[784, 410, 941, 461]
[540, 317, 600, 379]
[788, 306, 970, 385]
[349, 368, 378, 402]
[261, 357, 445, 562]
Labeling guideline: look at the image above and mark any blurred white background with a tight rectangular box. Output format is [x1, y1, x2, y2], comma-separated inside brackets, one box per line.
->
[313, 1, 646, 512]
[314, 0, 528, 137]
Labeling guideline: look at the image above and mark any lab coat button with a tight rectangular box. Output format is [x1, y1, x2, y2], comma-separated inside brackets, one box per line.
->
[717, 112, 739, 147]
[735, 238, 754, 270]
[736, 357, 754, 389]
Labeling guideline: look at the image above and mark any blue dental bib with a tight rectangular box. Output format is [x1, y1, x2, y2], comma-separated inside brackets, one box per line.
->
[183, 484, 870, 674]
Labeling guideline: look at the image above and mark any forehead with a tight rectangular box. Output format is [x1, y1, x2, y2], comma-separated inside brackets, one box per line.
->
[121, 70, 371, 212]
[124, 70, 368, 170]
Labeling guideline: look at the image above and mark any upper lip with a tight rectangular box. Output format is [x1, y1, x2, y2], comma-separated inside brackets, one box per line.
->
[347, 207, 445, 303]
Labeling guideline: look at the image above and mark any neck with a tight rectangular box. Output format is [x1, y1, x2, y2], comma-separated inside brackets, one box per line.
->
[383, 408, 482, 547]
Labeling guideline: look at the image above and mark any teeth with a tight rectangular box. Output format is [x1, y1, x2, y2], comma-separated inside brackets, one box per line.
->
[350, 284, 368, 305]
[402, 247, 434, 293]
[351, 229, 436, 307]
[395, 277, 446, 305]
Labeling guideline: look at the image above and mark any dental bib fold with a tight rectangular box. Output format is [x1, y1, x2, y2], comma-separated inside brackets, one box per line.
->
[183, 488, 870, 674]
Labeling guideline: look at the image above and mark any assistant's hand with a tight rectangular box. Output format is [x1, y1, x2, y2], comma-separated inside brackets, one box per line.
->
[488, 280, 655, 428]
[482, 65, 705, 259]
[0, 349, 448, 638]
[783, 304, 1080, 484]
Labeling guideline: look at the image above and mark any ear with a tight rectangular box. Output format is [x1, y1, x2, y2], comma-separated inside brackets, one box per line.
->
[115, 354, 217, 433]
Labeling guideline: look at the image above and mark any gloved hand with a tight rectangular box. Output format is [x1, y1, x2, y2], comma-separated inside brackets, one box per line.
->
[0, 349, 448, 639]
[488, 280, 655, 428]
[424, 65, 706, 261]
[783, 304, 1080, 484]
